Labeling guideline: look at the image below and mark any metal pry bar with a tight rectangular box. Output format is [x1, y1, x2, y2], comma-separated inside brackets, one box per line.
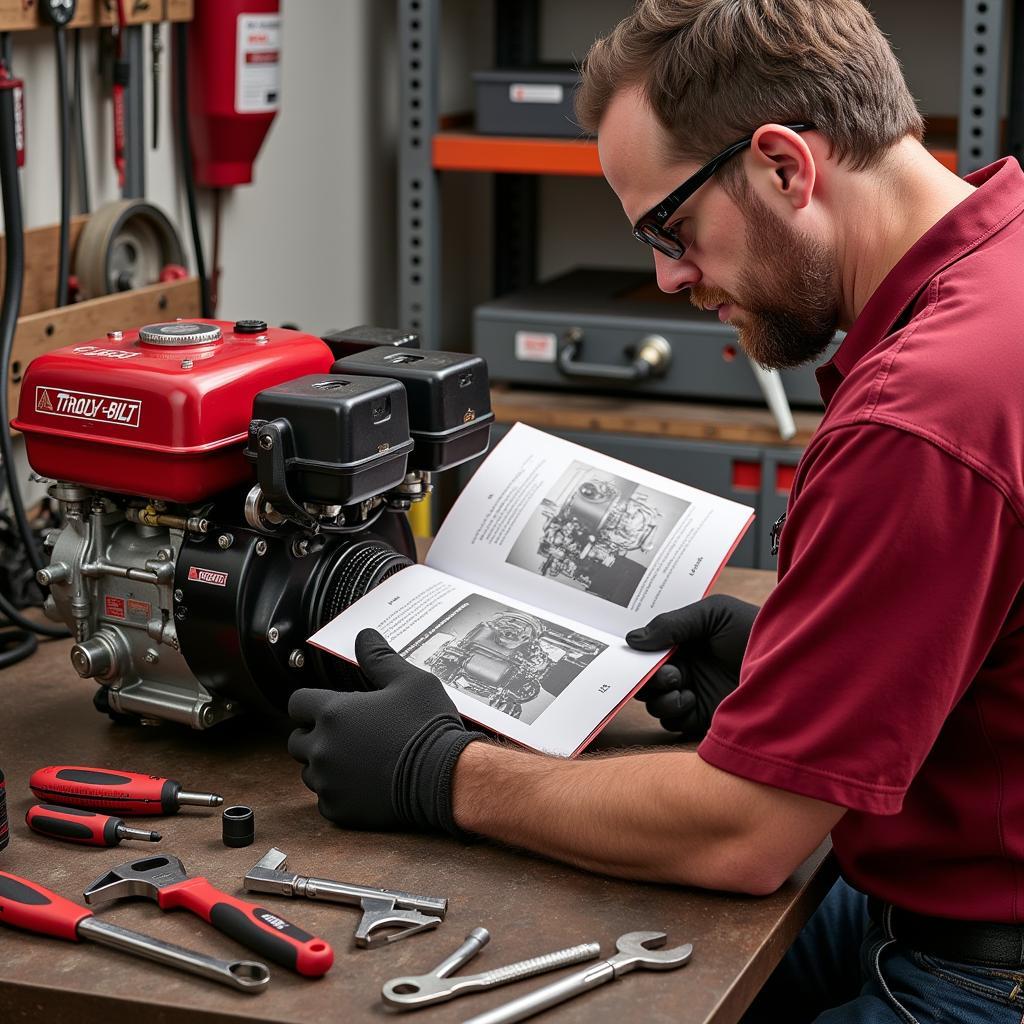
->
[243, 848, 447, 948]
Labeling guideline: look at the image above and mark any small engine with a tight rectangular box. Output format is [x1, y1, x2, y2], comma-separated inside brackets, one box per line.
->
[426, 611, 603, 719]
[12, 320, 492, 728]
[536, 477, 662, 594]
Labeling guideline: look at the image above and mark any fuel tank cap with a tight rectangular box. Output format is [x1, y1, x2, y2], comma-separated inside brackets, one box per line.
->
[138, 322, 223, 347]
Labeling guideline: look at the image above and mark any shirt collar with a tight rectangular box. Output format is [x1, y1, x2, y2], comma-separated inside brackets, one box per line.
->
[816, 157, 1024, 405]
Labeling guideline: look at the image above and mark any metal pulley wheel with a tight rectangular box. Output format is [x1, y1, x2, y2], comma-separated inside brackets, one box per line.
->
[74, 199, 186, 299]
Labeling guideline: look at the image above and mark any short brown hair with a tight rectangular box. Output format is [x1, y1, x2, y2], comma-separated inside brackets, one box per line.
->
[576, 0, 924, 171]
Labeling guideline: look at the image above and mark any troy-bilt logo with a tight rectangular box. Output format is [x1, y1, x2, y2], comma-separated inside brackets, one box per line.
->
[188, 567, 228, 587]
[35, 386, 141, 428]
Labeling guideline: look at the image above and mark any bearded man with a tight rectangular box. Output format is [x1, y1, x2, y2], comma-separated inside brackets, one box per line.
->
[287, 3, 1024, 1020]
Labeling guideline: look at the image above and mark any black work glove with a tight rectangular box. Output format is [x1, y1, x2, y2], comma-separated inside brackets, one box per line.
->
[625, 595, 758, 740]
[287, 628, 484, 835]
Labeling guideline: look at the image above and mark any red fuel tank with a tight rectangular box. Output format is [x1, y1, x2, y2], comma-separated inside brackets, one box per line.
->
[12, 321, 334, 503]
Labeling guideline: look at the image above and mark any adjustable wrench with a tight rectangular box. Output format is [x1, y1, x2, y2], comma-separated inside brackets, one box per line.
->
[82, 853, 333, 977]
[244, 847, 446, 948]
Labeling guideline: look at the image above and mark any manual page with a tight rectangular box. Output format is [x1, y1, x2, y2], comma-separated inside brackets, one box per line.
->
[426, 423, 754, 635]
[307, 564, 668, 757]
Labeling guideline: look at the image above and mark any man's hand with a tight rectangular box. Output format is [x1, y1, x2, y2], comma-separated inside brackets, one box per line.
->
[287, 628, 484, 834]
[626, 595, 758, 740]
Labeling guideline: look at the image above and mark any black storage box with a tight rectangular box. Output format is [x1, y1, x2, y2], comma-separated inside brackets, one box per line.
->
[247, 374, 414, 506]
[331, 348, 494, 472]
[473, 68, 581, 138]
[321, 324, 420, 361]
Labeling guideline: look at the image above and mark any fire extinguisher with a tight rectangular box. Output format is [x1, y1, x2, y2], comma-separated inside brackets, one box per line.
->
[175, 0, 280, 317]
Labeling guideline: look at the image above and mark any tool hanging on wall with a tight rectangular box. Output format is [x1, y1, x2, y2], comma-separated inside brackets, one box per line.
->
[150, 20, 162, 150]
[71, 28, 89, 213]
[110, 0, 128, 190]
[39, 0, 77, 308]
[0, 33, 70, 660]
[176, 0, 281, 317]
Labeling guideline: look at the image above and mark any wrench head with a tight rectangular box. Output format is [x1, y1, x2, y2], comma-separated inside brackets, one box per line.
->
[82, 854, 189, 905]
[615, 931, 694, 969]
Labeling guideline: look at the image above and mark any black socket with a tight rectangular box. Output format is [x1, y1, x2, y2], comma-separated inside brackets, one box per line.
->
[222, 805, 255, 848]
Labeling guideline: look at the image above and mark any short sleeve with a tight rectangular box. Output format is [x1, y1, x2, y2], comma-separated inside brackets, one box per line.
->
[698, 423, 1023, 814]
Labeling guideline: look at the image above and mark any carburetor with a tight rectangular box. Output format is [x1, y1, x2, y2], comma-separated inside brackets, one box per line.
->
[12, 320, 492, 728]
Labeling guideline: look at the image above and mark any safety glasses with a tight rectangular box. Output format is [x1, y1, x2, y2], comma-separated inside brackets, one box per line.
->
[631, 123, 816, 259]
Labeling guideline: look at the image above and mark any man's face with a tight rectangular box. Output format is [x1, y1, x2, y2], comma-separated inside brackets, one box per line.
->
[598, 87, 841, 370]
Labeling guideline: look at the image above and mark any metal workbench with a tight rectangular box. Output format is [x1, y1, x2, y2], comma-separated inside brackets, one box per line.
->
[0, 568, 835, 1024]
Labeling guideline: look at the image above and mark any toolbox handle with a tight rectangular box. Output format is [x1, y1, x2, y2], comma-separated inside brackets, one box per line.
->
[557, 332, 672, 382]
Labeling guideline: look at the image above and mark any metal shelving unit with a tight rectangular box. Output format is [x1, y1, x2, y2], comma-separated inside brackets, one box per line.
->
[398, 0, 1019, 565]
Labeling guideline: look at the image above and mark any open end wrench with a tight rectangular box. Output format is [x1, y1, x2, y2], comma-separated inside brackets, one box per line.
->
[0, 870, 269, 993]
[462, 931, 693, 1024]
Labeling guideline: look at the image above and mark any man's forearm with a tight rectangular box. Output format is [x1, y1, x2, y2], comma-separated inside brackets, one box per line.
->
[451, 740, 838, 892]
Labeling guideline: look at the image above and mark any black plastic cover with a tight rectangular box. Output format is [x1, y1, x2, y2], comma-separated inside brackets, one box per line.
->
[247, 374, 413, 506]
[321, 325, 420, 361]
[331, 348, 494, 472]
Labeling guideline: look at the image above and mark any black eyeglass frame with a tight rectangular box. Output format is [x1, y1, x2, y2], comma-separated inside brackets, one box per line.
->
[632, 123, 816, 259]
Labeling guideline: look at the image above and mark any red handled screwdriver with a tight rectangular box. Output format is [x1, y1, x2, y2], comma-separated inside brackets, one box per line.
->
[26, 803, 162, 847]
[30, 765, 223, 816]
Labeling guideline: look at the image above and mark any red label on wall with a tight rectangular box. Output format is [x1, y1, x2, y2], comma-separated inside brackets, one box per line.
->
[188, 567, 228, 587]
[105, 596, 126, 619]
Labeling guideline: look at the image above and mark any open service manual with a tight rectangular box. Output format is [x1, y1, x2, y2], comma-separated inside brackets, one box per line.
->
[308, 423, 754, 757]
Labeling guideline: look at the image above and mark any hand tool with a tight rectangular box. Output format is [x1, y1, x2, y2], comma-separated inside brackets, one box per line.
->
[462, 931, 694, 1024]
[382, 927, 601, 1010]
[0, 767, 8, 853]
[26, 803, 162, 847]
[83, 853, 334, 977]
[150, 21, 162, 150]
[0, 870, 270, 992]
[244, 847, 446, 948]
[30, 765, 223, 816]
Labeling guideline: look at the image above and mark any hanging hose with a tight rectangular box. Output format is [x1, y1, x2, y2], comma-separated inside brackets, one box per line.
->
[72, 30, 90, 214]
[54, 27, 71, 307]
[0, 41, 70, 643]
[173, 21, 212, 318]
[0, 625, 36, 668]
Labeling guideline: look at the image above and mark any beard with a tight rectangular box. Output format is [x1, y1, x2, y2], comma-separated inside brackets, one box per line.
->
[690, 183, 841, 370]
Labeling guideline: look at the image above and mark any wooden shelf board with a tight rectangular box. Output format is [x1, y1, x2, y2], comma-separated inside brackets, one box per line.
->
[433, 130, 960, 177]
[490, 385, 822, 448]
[0, 0, 191, 31]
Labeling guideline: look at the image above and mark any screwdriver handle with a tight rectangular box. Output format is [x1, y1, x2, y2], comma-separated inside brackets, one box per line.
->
[26, 803, 161, 847]
[158, 875, 334, 977]
[29, 765, 221, 816]
[0, 870, 91, 941]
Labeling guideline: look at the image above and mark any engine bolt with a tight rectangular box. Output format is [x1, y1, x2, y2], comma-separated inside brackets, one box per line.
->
[255, 539, 268, 556]
[144, 649, 159, 664]
[106, 330, 124, 341]
[258, 434, 274, 451]
[180, 359, 194, 369]
[217, 533, 234, 550]
[157, 548, 172, 561]
[173, 588, 184, 602]
[36, 568, 54, 585]
[288, 649, 305, 669]
[267, 627, 280, 645]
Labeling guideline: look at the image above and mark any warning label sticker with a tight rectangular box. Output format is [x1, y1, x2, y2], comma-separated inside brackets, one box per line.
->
[34, 386, 141, 428]
[188, 567, 228, 587]
[127, 599, 152, 622]
[237, 14, 281, 114]
[105, 596, 126, 619]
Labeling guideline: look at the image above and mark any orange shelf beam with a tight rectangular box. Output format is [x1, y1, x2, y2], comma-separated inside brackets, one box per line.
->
[432, 132, 604, 176]
[434, 130, 961, 178]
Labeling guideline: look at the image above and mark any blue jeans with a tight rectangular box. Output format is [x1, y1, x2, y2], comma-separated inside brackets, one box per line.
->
[743, 878, 1024, 1023]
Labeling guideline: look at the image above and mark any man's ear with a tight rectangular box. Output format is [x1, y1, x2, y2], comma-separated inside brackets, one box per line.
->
[747, 124, 816, 210]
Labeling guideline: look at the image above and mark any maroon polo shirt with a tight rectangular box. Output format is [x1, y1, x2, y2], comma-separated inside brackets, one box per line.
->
[699, 158, 1024, 922]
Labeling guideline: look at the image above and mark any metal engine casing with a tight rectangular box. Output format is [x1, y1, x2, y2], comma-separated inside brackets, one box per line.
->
[19, 320, 447, 729]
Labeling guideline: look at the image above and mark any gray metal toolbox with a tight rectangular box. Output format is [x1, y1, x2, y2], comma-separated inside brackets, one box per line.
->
[473, 68, 582, 138]
[473, 268, 836, 407]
